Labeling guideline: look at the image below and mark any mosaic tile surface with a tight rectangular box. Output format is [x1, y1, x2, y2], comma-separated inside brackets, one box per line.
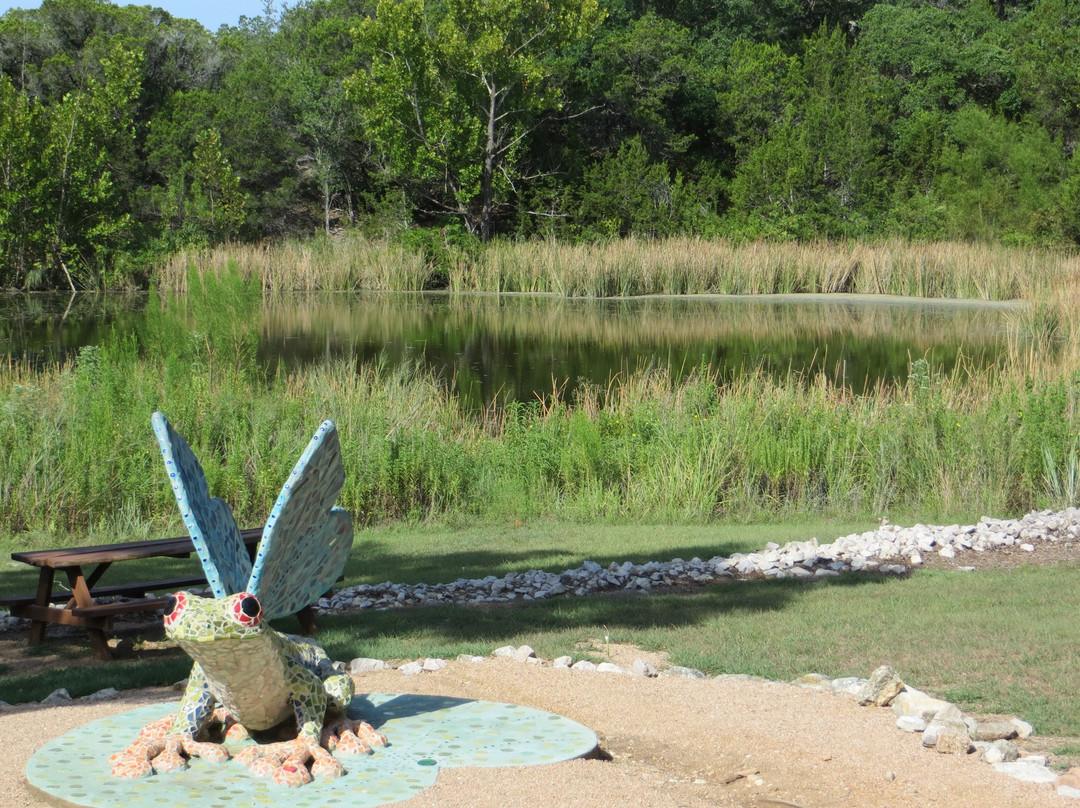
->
[151, 412, 352, 620]
[151, 412, 251, 598]
[248, 418, 353, 621]
[27, 695, 599, 808]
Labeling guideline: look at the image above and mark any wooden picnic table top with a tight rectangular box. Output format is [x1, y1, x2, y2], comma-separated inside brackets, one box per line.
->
[10, 527, 265, 569]
[2, 526, 319, 659]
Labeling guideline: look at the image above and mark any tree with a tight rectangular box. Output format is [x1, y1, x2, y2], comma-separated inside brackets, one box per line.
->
[726, 27, 888, 238]
[577, 136, 686, 238]
[858, 0, 1017, 117]
[933, 106, 1062, 243]
[188, 128, 248, 244]
[1013, 0, 1080, 152]
[575, 13, 704, 161]
[347, 0, 604, 240]
[0, 39, 142, 288]
[0, 74, 41, 287]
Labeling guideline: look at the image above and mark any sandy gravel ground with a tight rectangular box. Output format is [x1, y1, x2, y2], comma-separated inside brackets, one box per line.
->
[2, 647, 1072, 808]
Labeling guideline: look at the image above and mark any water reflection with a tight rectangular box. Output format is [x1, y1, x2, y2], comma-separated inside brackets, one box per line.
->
[2, 291, 1018, 408]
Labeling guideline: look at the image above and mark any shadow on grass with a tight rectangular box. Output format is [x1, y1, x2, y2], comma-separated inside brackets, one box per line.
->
[342, 539, 764, 587]
[316, 572, 893, 662]
[1, 572, 891, 704]
[0, 656, 191, 706]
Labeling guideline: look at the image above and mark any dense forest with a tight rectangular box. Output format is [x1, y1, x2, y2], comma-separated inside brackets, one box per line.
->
[1, 0, 1079, 289]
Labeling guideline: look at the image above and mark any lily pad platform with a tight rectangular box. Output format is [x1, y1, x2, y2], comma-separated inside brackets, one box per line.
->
[26, 694, 598, 808]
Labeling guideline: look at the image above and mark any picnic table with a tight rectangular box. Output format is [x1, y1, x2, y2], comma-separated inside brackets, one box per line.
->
[2, 528, 319, 659]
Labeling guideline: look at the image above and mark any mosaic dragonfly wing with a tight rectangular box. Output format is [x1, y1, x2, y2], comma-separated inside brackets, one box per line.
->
[247, 419, 353, 621]
[151, 411, 252, 599]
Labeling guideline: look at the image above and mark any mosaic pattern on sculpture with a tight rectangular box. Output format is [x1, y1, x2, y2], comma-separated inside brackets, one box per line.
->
[249, 418, 353, 620]
[111, 414, 362, 786]
[45, 412, 601, 802]
[151, 412, 251, 597]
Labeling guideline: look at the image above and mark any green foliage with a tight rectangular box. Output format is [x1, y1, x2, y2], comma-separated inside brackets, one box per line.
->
[346, 0, 605, 239]
[188, 128, 248, 244]
[0, 39, 141, 288]
[577, 137, 693, 238]
[577, 13, 705, 160]
[3, 323, 1079, 536]
[5, 0, 1080, 282]
[933, 106, 1061, 243]
[725, 28, 888, 239]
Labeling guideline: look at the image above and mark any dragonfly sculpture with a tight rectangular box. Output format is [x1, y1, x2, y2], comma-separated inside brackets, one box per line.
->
[109, 412, 385, 787]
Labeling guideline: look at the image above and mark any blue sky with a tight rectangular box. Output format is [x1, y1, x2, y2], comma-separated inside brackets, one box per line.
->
[0, 2, 269, 32]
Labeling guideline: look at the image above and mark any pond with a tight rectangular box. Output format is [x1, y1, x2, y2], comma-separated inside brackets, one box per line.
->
[1, 291, 1021, 408]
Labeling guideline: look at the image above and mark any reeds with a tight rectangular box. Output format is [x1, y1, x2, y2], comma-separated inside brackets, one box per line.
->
[467, 237, 1074, 300]
[6, 239, 1078, 541]
[154, 235, 1079, 302]
[156, 236, 431, 293]
[2, 335, 1076, 541]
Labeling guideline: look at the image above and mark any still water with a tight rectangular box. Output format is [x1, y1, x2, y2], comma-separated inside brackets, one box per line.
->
[2, 291, 1019, 408]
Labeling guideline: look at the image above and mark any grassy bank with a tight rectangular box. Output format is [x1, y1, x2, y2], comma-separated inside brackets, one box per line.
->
[2, 265, 1079, 539]
[156, 235, 1080, 303]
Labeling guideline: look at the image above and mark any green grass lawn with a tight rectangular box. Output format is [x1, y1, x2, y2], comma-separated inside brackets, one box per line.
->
[4, 517, 1078, 738]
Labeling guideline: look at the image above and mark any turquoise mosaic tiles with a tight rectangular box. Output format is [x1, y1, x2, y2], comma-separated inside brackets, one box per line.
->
[26, 693, 599, 808]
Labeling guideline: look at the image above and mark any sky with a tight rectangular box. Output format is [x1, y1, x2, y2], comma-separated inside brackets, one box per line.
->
[0, 1, 270, 32]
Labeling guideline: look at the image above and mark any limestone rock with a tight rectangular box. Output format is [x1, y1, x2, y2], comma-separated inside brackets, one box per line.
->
[422, 657, 448, 671]
[896, 715, 926, 733]
[398, 661, 424, 675]
[830, 677, 865, 696]
[935, 729, 973, 755]
[553, 655, 573, 668]
[857, 665, 905, 707]
[596, 662, 628, 675]
[493, 645, 518, 658]
[992, 760, 1057, 783]
[660, 665, 707, 679]
[891, 688, 951, 721]
[971, 721, 1018, 742]
[42, 688, 72, 704]
[1010, 717, 1035, 739]
[794, 673, 832, 690]
[982, 740, 1019, 764]
[1057, 768, 1080, 790]
[349, 657, 389, 673]
[631, 659, 658, 677]
[85, 688, 119, 702]
[571, 660, 597, 672]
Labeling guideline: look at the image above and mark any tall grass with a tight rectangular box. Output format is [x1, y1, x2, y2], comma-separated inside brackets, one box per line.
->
[467, 237, 1068, 299]
[156, 237, 430, 293]
[155, 234, 1080, 302]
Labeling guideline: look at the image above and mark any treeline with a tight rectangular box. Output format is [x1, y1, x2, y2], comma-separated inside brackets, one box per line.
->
[2, 0, 1080, 289]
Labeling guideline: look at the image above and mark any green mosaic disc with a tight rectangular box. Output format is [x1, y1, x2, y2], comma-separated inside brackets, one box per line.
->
[26, 693, 598, 808]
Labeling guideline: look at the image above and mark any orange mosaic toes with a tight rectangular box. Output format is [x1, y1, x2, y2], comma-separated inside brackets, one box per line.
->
[150, 742, 187, 774]
[109, 751, 155, 779]
[272, 758, 313, 787]
[323, 718, 387, 755]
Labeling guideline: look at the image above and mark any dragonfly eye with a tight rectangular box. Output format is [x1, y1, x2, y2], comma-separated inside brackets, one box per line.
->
[232, 592, 262, 626]
[163, 592, 187, 626]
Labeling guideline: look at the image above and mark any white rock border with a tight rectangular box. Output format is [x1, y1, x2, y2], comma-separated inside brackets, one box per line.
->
[319, 507, 1080, 613]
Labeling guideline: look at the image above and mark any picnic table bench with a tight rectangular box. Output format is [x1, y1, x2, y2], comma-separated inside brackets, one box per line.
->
[2, 528, 321, 659]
